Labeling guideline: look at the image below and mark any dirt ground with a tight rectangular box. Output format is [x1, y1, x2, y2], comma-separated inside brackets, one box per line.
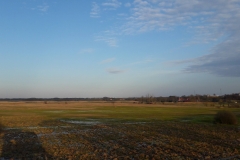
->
[0, 101, 240, 159]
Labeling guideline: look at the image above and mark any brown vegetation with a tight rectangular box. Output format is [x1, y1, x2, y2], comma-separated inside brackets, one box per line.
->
[214, 110, 238, 125]
[0, 101, 239, 159]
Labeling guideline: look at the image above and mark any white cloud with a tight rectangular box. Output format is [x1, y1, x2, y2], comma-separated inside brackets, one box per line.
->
[90, 2, 100, 18]
[121, 0, 240, 37]
[91, 0, 240, 76]
[120, 0, 240, 77]
[37, 3, 49, 12]
[125, 2, 131, 7]
[102, 0, 122, 9]
[101, 58, 115, 64]
[118, 13, 127, 16]
[90, 1, 121, 18]
[180, 35, 240, 77]
[95, 36, 118, 47]
[79, 48, 94, 54]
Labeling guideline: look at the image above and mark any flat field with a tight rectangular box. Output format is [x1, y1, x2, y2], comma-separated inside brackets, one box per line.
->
[0, 101, 240, 159]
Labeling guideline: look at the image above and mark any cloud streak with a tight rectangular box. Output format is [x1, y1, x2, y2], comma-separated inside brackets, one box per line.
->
[37, 3, 49, 12]
[129, 59, 154, 66]
[90, 2, 100, 18]
[102, 0, 122, 9]
[101, 58, 115, 64]
[107, 68, 125, 74]
[122, 0, 240, 77]
[90, 0, 240, 77]
[182, 35, 240, 77]
[95, 36, 118, 47]
[122, 0, 238, 35]
[90, 0, 121, 18]
[79, 48, 94, 54]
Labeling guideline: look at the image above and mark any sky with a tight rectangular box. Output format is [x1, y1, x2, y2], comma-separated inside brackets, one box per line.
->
[0, 0, 240, 98]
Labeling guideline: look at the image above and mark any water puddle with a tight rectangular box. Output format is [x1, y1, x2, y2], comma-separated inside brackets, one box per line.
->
[124, 122, 148, 124]
[180, 120, 191, 122]
[4, 126, 71, 130]
[60, 119, 100, 125]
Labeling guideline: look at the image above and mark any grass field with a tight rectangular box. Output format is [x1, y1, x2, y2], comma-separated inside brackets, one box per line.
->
[0, 101, 240, 159]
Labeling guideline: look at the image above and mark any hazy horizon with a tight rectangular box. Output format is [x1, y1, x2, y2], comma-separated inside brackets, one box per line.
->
[1, 0, 240, 98]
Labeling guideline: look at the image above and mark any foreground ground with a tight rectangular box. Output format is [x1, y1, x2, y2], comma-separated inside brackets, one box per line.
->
[0, 101, 240, 159]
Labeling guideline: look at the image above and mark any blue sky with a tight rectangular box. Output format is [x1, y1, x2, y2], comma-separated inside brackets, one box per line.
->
[0, 0, 240, 98]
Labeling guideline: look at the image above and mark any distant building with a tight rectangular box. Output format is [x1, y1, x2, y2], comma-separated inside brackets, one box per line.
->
[178, 97, 189, 102]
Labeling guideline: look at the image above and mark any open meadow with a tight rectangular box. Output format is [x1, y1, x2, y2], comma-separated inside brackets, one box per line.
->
[0, 101, 240, 159]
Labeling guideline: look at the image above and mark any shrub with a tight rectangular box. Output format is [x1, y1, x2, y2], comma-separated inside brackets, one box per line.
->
[209, 103, 215, 107]
[231, 103, 240, 108]
[214, 110, 238, 125]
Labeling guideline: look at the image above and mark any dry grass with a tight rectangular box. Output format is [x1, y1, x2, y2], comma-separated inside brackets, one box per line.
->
[0, 101, 240, 159]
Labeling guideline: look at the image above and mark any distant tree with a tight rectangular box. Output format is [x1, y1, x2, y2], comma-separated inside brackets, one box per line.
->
[140, 96, 144, 104]
[112, 100, 116, 107]
[189, 95, 197, 102]
[227, 100, 231, 107]
[161, 99, 165, 105]
[139, 94, 156, 104]
[218, 99, 224, 107]
[145, 94, 155, 104]
[103, 97, 109, 101]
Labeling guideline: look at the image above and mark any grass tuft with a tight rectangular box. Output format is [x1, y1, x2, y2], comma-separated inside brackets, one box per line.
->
[214, 110, 238, 125]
